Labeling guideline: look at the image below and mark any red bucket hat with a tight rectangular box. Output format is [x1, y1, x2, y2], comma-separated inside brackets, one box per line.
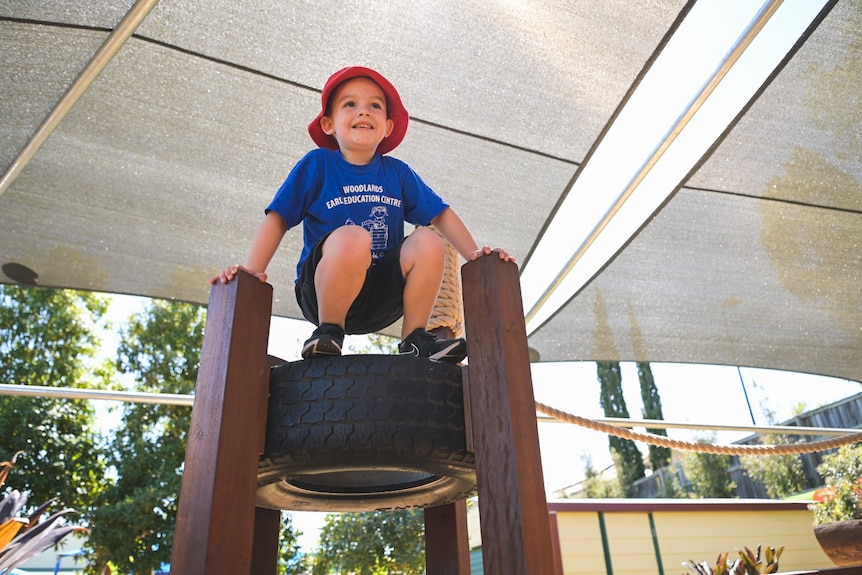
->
[308, 66, 409, 155]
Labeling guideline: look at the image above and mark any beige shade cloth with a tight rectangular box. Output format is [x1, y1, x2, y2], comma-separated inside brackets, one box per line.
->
[0, 1, 858, 382]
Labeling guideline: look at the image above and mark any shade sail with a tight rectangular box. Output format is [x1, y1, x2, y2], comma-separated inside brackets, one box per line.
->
[0, 0, 859, 382]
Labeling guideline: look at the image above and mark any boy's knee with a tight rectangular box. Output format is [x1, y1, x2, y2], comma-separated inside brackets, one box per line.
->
[408, 228, 445, 258]
[330, 224, 372, 242]
[325, 225, 373, 258]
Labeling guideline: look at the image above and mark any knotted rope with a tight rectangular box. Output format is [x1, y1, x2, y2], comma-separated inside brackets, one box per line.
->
[426, 225, 464, 337]
[536, 401, 862, 456]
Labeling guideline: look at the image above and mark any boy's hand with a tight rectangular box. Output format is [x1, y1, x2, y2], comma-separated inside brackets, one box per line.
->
[469, 246, 515, 263]
[210, 265, 268, 285]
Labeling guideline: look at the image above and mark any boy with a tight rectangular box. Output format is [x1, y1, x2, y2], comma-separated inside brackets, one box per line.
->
[212, 66, 512, 362]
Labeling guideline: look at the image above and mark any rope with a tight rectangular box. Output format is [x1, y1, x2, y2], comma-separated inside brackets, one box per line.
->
[425, 225, 465, 337]
[535, 401, 862, 456]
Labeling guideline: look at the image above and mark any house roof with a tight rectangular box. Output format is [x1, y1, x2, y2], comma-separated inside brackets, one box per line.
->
[1, 1, 859, 382]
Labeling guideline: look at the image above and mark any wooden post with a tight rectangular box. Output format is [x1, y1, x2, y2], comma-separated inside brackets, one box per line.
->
[250, 507, 281, 575]
[424, 325, 472, 575]
[461, 256, 555, 575]
[171, 271, 273, 574]
[424, 497, 471, 574]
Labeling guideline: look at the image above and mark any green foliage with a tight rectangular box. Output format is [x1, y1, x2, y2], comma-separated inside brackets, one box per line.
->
[346, 333, 398, 354]
[683, 545, 783, 575]
[0, 285, 110, 513]
[653, 465, 687, 499]
[637, 362, 672, 472]
[580, 458, 624, 499]
[790, 402, 809, 417]
[280, 512, 308, 575]
[739, 435, 807, 499]
[808, 444, 862, 524]
[312, 510, 425, 575]
[87, 299, 206, 575]
[682, 439, 737, 499]
[597, 362, 645, 494]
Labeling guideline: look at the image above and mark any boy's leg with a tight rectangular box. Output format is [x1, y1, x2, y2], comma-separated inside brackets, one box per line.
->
[398, 228, 468, 363]
[399, 227, 445, 338]
[316, 225, 373, 327]
[301, 226, 371, 359]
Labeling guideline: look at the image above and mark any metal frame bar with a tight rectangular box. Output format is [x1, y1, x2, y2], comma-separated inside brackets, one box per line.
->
[1, 384, 855, 437]
[0, 0, 160, 198]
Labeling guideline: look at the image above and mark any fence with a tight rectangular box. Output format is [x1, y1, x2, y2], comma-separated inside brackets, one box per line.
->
[631, 392, 862, 499]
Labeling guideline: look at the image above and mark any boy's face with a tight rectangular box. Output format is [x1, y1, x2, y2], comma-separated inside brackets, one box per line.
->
[319, 77, 394, 162]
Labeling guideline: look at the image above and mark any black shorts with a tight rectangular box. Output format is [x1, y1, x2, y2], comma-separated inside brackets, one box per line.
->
[295, 234, 405, 335]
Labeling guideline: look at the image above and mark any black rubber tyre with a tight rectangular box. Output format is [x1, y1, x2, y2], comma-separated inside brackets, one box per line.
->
[257, 354, 476, 512]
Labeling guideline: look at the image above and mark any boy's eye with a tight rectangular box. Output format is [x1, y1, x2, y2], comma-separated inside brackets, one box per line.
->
[340, 99, 385, 111]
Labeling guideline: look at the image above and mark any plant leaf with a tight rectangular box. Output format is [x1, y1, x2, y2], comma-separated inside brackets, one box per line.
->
[0, 519, 27, 549]
[683, 559, 711, 575]
[1, 508, 76, 557]
[0, 524, 86, 572]
[0, 509, 82, 572]
[0, 452, 23, 490]
[0, 491, 27, 525]
[25, 497, 58, 528]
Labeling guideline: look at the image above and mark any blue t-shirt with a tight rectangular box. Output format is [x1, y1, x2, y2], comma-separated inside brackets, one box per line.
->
[266, 149, 449, 281]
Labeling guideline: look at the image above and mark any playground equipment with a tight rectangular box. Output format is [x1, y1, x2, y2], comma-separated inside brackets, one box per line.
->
[170, 255, 557, 574]
[258, 355, 476, 512]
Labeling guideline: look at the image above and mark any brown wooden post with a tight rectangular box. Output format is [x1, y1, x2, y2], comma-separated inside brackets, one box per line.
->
[461, 256, 555, 575]
[423, 326, 472, 575]
[250, 506, 281, 574]
[424, 499, 471, 574]
[171, 271, 273, 575]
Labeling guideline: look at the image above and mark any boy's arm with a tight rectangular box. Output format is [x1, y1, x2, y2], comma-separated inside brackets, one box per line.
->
[211, 211, 289, 284]
[430, 207, 514, 263]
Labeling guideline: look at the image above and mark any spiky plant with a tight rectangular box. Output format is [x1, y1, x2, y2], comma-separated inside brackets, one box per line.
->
[683, 545, 783, 575]
[0, 452, 86, 573]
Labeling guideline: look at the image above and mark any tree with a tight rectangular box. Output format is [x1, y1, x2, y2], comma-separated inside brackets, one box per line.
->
[86, 299, 305, 574]
[652, 464, 687, 498]
[346, 333, 398, 354]
[87, 299, 205, 574]
[0, 285, 110, 513]
[312, 510, 425, 575]
[580, 457, 624, 499]
[636, 362, 671, 472]
[682, 438, 737, 498]
[596, 361, 645, 495]
[280, 512, 308, 575]
[740, 434, 807, 499]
